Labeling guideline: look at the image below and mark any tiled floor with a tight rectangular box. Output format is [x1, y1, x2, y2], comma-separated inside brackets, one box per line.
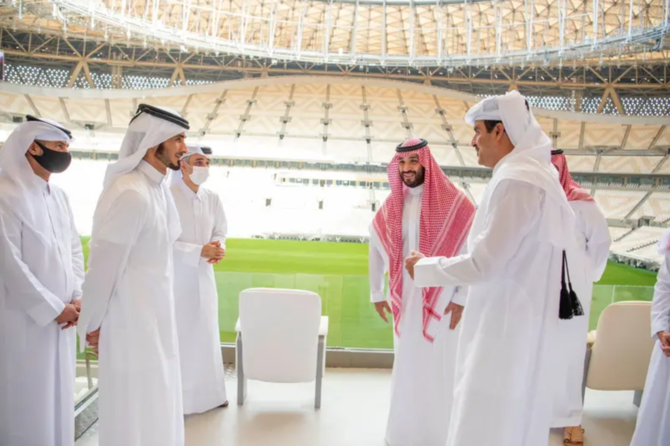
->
[76, 367, 639, 446]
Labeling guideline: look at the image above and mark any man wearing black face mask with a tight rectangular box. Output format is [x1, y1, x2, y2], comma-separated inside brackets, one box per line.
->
[0, 116, 84, 446]
[28, 138, 73, 176]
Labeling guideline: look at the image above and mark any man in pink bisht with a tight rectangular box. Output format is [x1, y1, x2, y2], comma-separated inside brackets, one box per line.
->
[550, 149, 610, 445]
[368, 138, 475, 446]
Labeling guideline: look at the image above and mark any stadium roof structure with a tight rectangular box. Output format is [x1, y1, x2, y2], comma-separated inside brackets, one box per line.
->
[3, 0, 670, 68]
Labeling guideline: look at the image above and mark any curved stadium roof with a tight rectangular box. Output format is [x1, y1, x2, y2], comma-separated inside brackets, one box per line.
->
[8, 0, 670, 67]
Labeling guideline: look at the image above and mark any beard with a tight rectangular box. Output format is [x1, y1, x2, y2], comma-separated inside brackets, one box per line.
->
[156, 143, 181, 171]
[400, 169, 425, 188]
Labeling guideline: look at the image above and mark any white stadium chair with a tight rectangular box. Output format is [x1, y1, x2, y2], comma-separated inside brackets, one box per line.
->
[585, 301, 655, 406]
[235, 288, 329, 409]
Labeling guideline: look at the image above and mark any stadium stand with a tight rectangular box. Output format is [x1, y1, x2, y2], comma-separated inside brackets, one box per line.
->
[611, 226, 668, 253]
[2, 79, 670, 264]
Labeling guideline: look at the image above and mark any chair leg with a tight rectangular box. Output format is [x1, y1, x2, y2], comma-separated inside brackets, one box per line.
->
[633, 390, 643, 407]
[315, 335, 325, 410]
[582, 346, 592, 402]
[236, 333, 247, 406]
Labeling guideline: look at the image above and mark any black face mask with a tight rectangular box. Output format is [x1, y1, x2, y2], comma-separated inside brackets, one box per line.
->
[32, 141, 72, 173]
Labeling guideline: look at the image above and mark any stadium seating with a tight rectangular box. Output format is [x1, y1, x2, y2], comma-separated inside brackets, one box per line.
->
[593, 189, 649, 219]
[5, 84, 670, 167]
[610, 226, 667, 253]
[627, 244, 665, 263]
[608, 227, 632, 242]
[46, 158, 668, 264]
[629, 192, 670, 222]
[6, 80, 662, 263]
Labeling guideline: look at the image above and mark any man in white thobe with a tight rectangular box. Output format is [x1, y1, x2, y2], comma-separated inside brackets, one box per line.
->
[549, 149, 611, 445]
[77, 104, 189, 446]
[629, 231, 670, 446]
[171, 144, 228, 414]
[369, 138, 475, 446]
[407, 91, 575, 446]
[0, 116, 84, 446]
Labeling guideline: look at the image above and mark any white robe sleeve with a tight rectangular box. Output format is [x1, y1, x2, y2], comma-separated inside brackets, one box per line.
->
[447, 244, 469, 306]
[173, 241, 203, 268]
[211, 195, 227, 249]
[67, 199, 85, 300]
[369, 227, 387, 304]
[0, 205, 66, 326]
[78, 189, 147, 342]
[651, 253, 670, 337]
[578, 201, 611, 283]
[414, 180, 543, 287]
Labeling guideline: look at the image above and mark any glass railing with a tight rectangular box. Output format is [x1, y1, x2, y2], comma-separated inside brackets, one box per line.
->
[590, 284, 654, 331]
[216, 271, 393, 350]
[74, 351, 99, 439]
[69, 275, 655, 439]
[215, 272, 656, 349]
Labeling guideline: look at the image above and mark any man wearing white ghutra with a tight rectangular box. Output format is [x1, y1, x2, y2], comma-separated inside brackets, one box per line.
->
[78, 105, 189, 446]
[407, 91, 576, 446]
[0, 116, 84, 446]
[171, 144, 229, 414]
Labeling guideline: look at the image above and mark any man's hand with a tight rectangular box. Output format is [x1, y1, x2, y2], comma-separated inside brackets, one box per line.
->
[374, 301, 392, 323]
[658, 331, 670, 357]
[87, 329, 101, 354]
[60, 299, 83, 329]
[405, 251, 426, 280]
[202, 241, 225, 263]
[55, 304, 79, 329]
[207, 245, 226, 264]
[445, 302, 464, 330]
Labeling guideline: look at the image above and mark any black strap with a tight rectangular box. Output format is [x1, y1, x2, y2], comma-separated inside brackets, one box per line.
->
[26, 115, 73, 139]
[396, 138, 428, 153]
[129, 104, 190, 130]
[559, 250, 584, 320]
[559, 250, 572, 320]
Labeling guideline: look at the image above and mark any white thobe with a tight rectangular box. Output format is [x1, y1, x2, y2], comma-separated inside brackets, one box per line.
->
[369, 185, 466, 446]
[415, 179, 564, 446]
[79, 161, 183, 446]
[551, 200, 610, 427]
[0, 180, 84, 446]
[171, 182, 228, 415]
[630, 250, 670, 446]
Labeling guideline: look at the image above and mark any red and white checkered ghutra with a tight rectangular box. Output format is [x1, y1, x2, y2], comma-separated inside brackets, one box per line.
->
[372, 138, 476, 342]
[551, 150, 594, 202]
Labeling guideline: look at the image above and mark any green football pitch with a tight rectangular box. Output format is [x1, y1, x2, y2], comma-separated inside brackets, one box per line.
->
[81, 237, 658, 350]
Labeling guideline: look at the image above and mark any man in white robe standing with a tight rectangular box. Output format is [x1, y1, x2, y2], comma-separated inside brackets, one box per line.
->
[77, 104, 189, 446]
[550, 149, 611, 445]
[406, 91, 576, 446]
[0, 116, 84, 446]
[629, 230, 670, 446]
[369, 138, 475, 446]
[171, 144, 228, 414]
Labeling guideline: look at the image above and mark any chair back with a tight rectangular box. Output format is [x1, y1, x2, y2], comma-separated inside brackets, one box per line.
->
[239, 288, 322, 383]
[586, 301, 655, 391]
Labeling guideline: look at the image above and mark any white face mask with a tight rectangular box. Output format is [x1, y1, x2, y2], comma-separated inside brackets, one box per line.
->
[189, 166, 210, 185]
